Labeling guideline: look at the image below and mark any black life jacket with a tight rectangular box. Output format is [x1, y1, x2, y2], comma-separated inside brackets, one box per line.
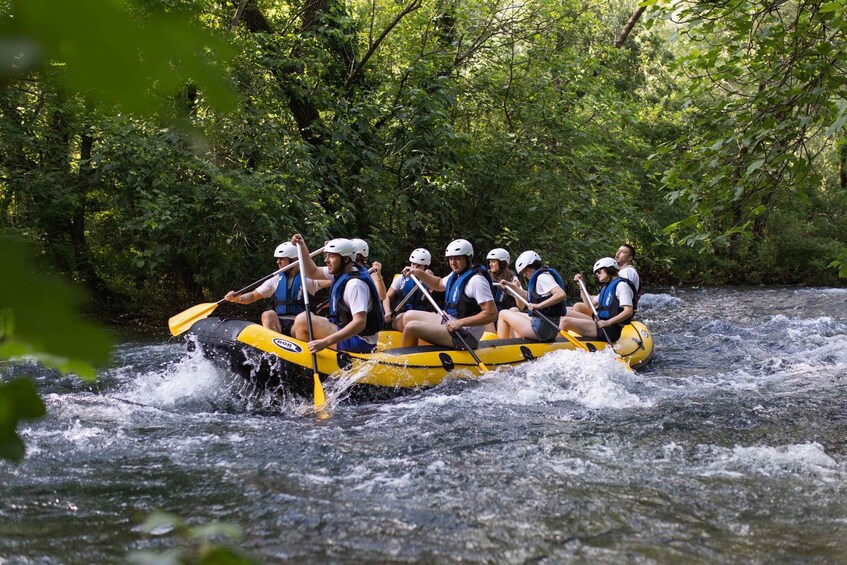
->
[273, 272, 311, 316]
[444, 265, 494, 319]
[393, 275, 432, 312]
[328, 265, 384, 336]
[527, 267, 567, 318]
[597, 277, 636, 324]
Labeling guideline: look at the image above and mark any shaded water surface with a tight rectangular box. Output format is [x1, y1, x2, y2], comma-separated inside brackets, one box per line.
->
[2, 287, 847, 562]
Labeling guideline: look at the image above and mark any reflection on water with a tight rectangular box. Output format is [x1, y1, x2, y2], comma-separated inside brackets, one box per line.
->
[2, 287, 847, 562]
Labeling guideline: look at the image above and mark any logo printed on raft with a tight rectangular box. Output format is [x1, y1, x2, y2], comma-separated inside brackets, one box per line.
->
[273, 338, 303, 354]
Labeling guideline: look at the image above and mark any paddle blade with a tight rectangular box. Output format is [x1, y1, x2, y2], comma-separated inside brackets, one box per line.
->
[168, 303, 218, 336]
[478, 362, 489, 373]
[313, 373, 326, 411]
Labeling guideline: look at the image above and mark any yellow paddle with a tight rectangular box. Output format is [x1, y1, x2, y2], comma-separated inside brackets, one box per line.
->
[495, 283, 591, 353]
[167, 247, 324, 336]
[576, 277, 633, 371]
[295, 240, 326, 411]
[409, 273, 489, 373]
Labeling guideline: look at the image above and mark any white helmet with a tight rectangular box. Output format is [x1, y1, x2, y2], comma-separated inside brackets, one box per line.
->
[350, 238, 369, 259]
[445, 238, 473, 258]
[408, 248, 432, 266]
[274, 242, 298, 259]
[486, 248, 510, 263]
[515, 251, 542, 274]
[324, 238, 357, 260]
[593, 257, 618, 273]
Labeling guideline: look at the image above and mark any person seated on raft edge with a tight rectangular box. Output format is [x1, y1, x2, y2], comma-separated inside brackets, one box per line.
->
[572, 242, 642, 317]
[224, 242, 329, 336]
[496, 251, 567, 342]
[398, 239, 498, 350]
[483, 247, 524, 333]
[382, 247, 436, 331]
[350, 238, 388, 301]
[560, 257, 634, 343]
[289, 235, 385, 354]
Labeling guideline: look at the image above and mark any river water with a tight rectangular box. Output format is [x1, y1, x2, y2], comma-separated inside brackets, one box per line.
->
[2, 287, 847, 562]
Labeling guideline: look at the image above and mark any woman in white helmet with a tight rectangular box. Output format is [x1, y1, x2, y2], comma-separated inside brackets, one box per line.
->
[382, 248, 435, 331]
[351, 237, 387, 301]
[399, 239, 497, 350]
[289, 234, 385, 353]
[496, 251, 567, 341]
[559, 257, 634, 342]
[224, 242, 327, 336]
[486, 248, 523, 312]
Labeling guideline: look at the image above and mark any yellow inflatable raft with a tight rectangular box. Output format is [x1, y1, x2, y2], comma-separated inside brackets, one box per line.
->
[185, 317, 654, 401]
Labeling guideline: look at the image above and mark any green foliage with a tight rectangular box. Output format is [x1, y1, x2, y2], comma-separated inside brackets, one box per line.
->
[0, 377, 45, 462]
[128, 511, 256, 565]
[1, 0, 236, 116]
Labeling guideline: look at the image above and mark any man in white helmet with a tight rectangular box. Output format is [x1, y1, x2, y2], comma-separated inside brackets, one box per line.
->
[351, 237, 387, 301]
[224, 242, 327, 336]
[399, 239, 497, 350]
[382, 248, 435, 331]
[289, 234, 385, 353]
[560, 257, 634, 342]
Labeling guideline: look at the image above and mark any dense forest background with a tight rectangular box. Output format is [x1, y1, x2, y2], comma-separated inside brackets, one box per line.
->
[2, 0, 846, 325]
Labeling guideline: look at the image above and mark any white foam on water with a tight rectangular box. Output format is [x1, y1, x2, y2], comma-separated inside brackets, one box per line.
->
[697, 442, 843, 481]
[117, 343, 230, 409]
[638, 293, 683, 310]
[792, 287, 847, 296]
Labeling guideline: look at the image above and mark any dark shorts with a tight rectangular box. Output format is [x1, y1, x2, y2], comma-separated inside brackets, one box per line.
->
[450, 328, 479, 351]
[277, 316, 296, 336]
[597, 323, 623, 343]
[332, 324, 378, 353]
[531, 315, 560, 342]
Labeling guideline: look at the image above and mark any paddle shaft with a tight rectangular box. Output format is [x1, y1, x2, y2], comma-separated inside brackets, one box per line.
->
[495, 283, 589, 352]
[409, 274, 487, 369]
[389, 277, 420, 316]
[577, 277, 615, 347]
[295, 241, 325, 410]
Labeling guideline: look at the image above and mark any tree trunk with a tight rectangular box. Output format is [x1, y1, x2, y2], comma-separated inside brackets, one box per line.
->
[615, 7, 646, 48]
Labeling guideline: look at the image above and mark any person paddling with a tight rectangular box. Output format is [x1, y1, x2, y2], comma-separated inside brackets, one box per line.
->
[290, 235, 384, 354]
[399, 239, 497, 350]
[224, 242, 327, 336]
[615, 243, 642, 308]
[496, 251, 566, 341]
[560, 257, 634, 342]
[383, 248, 435, 331]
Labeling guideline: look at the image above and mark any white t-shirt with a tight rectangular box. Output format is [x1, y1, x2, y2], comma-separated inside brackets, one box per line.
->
[440, 272, 495, 340]
[390, 273, 407, 292]
[255, 272, 322, 300]
[532, 272, 560, 297]
[615, 279, 634, 308]
[318, 267, 377, 342]
[618, 266, 640, 292]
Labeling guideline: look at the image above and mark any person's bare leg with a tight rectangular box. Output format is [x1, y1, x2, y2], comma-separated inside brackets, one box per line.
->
[402, 320, 455, 348]
[261, 310, 282, 333]
[559, 316, 598, 338]
[499, 311, 537, 339]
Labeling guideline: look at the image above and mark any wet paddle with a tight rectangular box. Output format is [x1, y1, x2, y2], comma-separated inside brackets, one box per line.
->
[577, 277, 632, 370]
[495, 283, 590, 352]
[168, 247, 325, 336]
[295, 241, 326, 412]
[409, 273, 489, 373]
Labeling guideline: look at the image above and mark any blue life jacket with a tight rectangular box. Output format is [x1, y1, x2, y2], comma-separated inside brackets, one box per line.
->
[328, 266, 384, 336]
[273, 272, 310, 316]
[395, 276, 432, 312]
[444, 265, 494, 319]
[597, 277, 636, 323]
[492, 275, 518, 311]
[527, 268, 567, 318]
